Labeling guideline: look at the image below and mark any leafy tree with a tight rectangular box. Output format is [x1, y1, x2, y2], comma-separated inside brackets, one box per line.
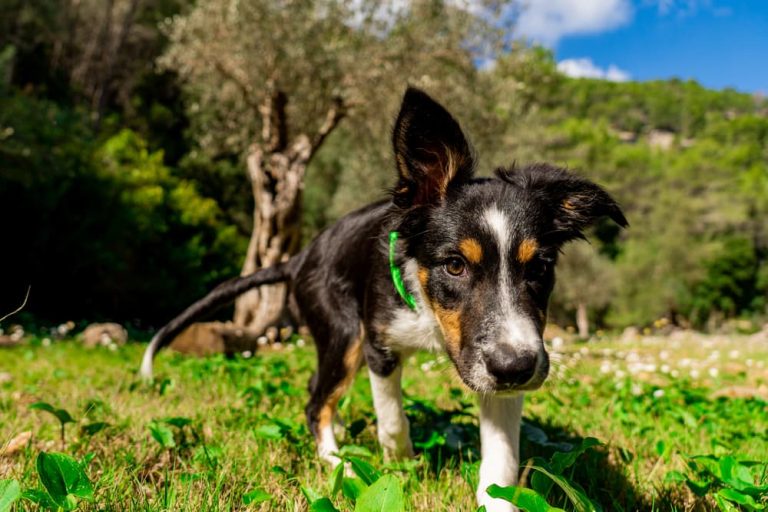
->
[553, 242, 618, 337]
[161, 0, 507, 334]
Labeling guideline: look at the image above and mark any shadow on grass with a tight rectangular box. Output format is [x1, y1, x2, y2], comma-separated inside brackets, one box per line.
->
[404, 399, 688, 512]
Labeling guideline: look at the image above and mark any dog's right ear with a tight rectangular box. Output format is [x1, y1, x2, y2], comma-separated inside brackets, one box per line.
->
[392, 87, 474, 208]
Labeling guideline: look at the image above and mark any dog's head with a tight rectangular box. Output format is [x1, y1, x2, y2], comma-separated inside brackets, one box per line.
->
[391, 87, 627, 394]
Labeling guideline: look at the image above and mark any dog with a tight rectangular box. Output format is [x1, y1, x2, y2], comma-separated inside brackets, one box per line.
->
[140, 87, 627, 511]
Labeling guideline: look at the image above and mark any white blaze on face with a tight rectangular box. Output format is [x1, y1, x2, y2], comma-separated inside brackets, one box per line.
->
[482, 206, 540, 353]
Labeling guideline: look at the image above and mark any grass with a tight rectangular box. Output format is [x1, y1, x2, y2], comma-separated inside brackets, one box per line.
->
[0, 331, 766, 511]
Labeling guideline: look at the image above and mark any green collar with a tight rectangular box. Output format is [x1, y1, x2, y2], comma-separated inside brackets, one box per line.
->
[388, 231, 417, 311]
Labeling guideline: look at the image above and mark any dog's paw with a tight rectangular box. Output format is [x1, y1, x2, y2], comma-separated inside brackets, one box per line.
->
[381, 435, 414, 461]
[382, 443, 415, 461]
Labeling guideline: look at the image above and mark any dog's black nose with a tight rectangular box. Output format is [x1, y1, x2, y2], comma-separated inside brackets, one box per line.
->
[483, 346, 538, 386]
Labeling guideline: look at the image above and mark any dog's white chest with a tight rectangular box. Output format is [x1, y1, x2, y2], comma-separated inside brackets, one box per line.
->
[384, 307, 444, 353]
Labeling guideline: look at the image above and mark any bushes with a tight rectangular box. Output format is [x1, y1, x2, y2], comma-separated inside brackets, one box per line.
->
[0, 92, 245, 326]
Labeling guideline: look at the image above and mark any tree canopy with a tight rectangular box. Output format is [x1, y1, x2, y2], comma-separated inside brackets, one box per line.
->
[1, 0, 766, 331]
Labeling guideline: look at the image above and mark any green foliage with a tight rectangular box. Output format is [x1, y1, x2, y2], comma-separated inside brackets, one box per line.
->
[33, 452, 94, 511]
[487, 485, 565, 512]
[666, 455, 768, 511]
[0, 479, 20, 512]
[0, 92, 246, 324]
[2, 0, 768, 331]
[2, 340, 768, 510]
[488, 438, 603, 512]
[242, 488, 273, 505]
[29, 401, 75, 444]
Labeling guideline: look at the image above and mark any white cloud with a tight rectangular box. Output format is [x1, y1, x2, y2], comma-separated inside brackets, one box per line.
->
[557, 58, 631, 82]
[516, 0, 633, 46]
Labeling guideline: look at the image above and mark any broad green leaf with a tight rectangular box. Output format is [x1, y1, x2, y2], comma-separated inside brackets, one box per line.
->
[0, 479, 20, 512]
[254, 424, 284, 440]
[242, 488, 272, 505]
[717, 488, 765, 510]
[301, 485, 324, 504]
[550, 438, 601, 474]
[164, 416, 193, 428]
[310, 497, 341, 511]
[342, 478, 368, 502]
[81, 422, 109, 436]
[530, 465, 600, 512]
[21, 488, 57, 509]
[486, 484, 565, 512]
[664, 470, 687, 483]
[685, 477, 713, 497]
[36, 452, 93, 510]
[347, 457, 381, 486]
[29, 402, 75, 425]
[149, 422, 176, 448]
[714, 493, 741, 512]
[329, 462, 344, 497]
[354, 474, 404, 512]
[338, 445, 373, 458]
[414, 430, 445, 450]
[716, 457, 768, 496]
[531, 471, 554, 498]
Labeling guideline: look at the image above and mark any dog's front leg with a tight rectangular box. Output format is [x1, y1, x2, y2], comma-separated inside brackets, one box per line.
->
[368, 365, 414, 460]
[477, 393, 524, 512]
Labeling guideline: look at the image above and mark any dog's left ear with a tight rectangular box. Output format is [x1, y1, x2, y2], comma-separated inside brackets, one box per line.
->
[392, 87, 475, 207]
[499, 163, 628, 244]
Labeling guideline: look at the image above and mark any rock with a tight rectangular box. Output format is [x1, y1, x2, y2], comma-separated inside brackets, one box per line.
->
[0, 325, 26, 347]
[169, 322, 262, 356]
[749, 323, 768, 343]
[712, 385, 768, 401]
[1, 431, 32, 456]
[620, 326, 640, 342]
[0, 335, 22, 347]
[81, 323, 128, 348]
[54, 320, 76, 338]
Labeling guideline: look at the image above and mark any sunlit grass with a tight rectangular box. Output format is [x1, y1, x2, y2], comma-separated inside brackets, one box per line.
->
[1, 332, 766, 511]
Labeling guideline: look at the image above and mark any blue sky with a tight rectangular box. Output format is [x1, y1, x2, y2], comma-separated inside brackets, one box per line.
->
[514, 0, 768, 93]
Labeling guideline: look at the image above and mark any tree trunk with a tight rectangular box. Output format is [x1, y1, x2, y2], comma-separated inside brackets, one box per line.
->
[232, 90, 345, 335]
[233, 145, 306, 334]
[576, 302, 589, 339]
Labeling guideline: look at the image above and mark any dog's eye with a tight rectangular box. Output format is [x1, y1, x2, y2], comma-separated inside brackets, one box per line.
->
[524, 258, 550, 281]
[444, 257, 467, 277]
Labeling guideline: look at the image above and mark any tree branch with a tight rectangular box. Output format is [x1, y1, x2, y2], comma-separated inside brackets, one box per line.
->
[211, 60, 261, 113]
[0, 286, 30, 324]
[307, 95, 347, 162]
[259, 87, 288, 153]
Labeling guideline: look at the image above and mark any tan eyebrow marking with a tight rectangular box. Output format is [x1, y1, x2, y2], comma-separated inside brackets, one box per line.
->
[517, 239, 539, 263]
[459, 238, 483, 264]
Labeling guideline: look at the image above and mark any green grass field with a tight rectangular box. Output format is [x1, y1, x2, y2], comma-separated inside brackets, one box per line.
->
[1, 332, 767, 511]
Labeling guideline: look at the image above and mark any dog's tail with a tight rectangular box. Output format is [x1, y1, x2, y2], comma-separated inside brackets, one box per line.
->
[139, 262, 292, 380]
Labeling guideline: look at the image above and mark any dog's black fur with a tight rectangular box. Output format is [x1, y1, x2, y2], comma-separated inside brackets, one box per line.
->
[140, 87, 626, 510]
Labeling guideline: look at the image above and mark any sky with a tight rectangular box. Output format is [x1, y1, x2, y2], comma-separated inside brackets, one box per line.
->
[513, 0, 768, 93]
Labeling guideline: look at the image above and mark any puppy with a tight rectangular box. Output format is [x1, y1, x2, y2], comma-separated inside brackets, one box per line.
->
[140, 87, 626, 511]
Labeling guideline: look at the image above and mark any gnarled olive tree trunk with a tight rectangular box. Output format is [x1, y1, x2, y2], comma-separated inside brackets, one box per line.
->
[233, 90, 344, 334]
